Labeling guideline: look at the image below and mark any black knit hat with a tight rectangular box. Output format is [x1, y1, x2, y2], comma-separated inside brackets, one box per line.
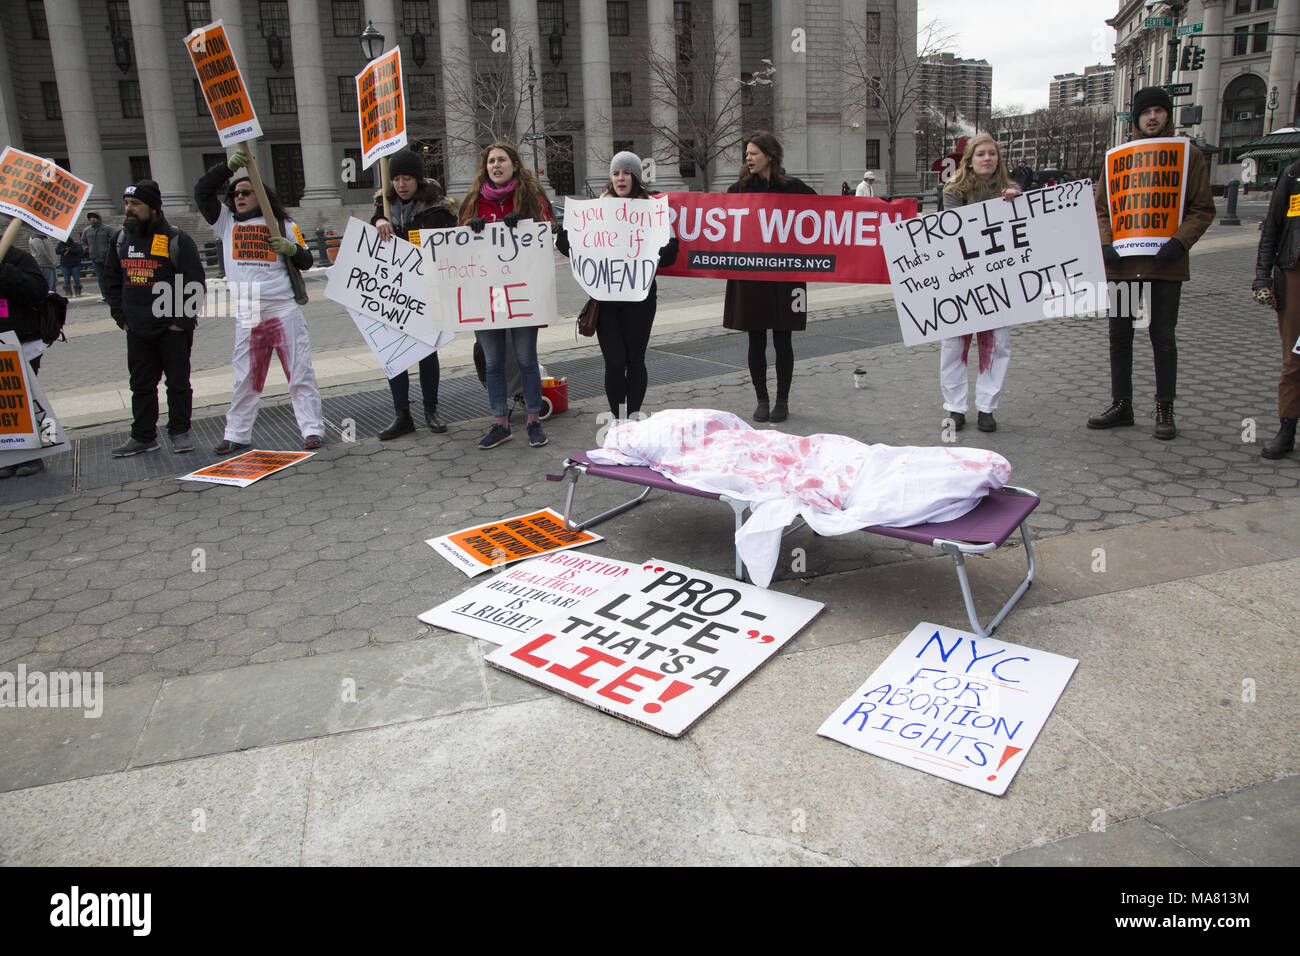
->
[1131, 87, 1173, 123]
[123, 179, 162, 210]
[388, 149, 424, 181]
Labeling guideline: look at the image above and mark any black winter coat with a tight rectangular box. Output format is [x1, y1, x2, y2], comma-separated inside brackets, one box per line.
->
[371, 182, 458, 240]
[721, 175, 817, 332]
[1255, 158, 1300, 311]
[0, 247, 48, 343]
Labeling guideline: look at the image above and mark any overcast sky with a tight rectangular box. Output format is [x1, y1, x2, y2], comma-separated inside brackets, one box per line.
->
[917, 0, 1118, 111]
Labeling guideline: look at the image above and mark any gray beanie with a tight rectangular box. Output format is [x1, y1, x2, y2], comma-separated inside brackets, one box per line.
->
[610, 151, 643, 182]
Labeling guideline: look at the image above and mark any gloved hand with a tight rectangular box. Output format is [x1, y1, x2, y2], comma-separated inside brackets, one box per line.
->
[502, 211, 523, 229]
[269, 236, 297, 256]
[1152, 238, 1185, 270]
[1252, 279, 1278, 309]
[467, 217, 487, 233]
[1101, 244, 1121, 269]
[228, 148, 249, 172]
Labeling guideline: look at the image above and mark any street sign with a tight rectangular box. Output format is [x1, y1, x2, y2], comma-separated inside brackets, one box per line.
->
[1165, 82, 1193, 97]
[1177, 22, 1204, 36]
[1116, 111, 1130, 121]
[1145, 16, 1173, 27]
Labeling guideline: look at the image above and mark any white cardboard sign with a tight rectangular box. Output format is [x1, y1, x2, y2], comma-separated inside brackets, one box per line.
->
[325, 218, 448, 348]
[347, 308, 445, 380]
[417, 219, 557, 331]
[419, 552, 644, 645]
[562, 196, 672, 302]
[486, 559, 824, 737]
[881, 183, 1106, 345]
[818, 622, 1078, 796]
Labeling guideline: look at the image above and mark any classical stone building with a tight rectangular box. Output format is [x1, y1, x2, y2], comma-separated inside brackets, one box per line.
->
[1, 0, 917, 220]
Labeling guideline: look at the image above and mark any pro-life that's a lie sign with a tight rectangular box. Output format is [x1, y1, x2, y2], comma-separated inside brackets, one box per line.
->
[881, 183, 1106, 346]
[418, 220, 557, 332]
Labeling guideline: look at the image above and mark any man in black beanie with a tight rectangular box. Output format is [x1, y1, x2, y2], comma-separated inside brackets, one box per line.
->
[1088, 86, 1216, 440]
[104, 179, 206, 456]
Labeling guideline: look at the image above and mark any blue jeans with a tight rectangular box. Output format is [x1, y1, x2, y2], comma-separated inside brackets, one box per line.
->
[90, 260, 107, 299]
[59, 264, 82, 295]
[40, 266, 55, 291]
[476, 327, 541, 417]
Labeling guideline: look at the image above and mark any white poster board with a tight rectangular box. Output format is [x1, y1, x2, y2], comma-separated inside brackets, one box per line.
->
[419, 552, 645, 645]
[0, 331, 68, 465]
[347, 309, 444, 379]
[486, 559, 824, 737]
[818, 622, 1078, 796]
[418, 219, 557, 332]
[325, 217, 450, 349]
[562, 196, 672, 302]
[881, 183, 1106, 346]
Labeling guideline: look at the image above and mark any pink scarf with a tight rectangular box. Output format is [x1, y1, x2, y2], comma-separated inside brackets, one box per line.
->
[481, 179, 517, 204]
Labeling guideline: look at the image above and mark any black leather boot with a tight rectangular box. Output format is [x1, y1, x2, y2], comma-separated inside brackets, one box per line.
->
[1087, 398, 1135, 429]
[1154, 401, 1176, 440]
[424, 405, 447, 434]
[1261, 417, 1297, 459]
[379, 409, 415, 440]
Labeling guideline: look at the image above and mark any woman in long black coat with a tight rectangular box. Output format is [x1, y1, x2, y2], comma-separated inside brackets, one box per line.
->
[722, 131, 816, 423]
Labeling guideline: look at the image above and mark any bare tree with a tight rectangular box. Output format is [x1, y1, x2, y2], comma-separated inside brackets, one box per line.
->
[843, 15, 953, 193]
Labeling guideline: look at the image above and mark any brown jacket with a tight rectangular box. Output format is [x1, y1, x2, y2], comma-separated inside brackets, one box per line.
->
[1094, 114, 1215, 282]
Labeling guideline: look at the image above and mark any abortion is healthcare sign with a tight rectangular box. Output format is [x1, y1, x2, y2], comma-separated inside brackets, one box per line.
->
[487, 560, 824, 737]
[819, 623, 1078, 795]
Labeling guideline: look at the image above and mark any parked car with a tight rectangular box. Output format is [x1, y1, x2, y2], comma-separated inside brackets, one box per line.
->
[1032, 168, 1072, 188]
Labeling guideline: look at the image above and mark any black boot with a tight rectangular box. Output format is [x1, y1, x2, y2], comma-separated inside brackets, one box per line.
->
[1087, 397, 1135, 429]
[424, 405, 447, 434]
[1154, 401, 1176, 440]
[379, 408, 415, 440]
[1261, 417, 1298, 459]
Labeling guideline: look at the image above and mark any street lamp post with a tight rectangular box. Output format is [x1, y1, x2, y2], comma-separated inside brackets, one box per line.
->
[1269, 85, 1279, 133]
[526, 46, 540, 174]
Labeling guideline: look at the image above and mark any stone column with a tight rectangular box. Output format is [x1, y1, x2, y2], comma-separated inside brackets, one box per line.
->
[0, 12, 20, 156]
[126, 0, 189, 210]
[773, 0, 807, 171]
[287, 0, 341, 205]
[1267, 0, 1299, 129]
[209, 0, 268, 174]
[1195, 0, 1226, 148]
[647, 0, 687, 191]
[439, 0, 478, 198]
[510, 0, 551, 192]
[43, 0, 113, 213]
[580, 0, 613, 191]
[710, 0, 742, 186]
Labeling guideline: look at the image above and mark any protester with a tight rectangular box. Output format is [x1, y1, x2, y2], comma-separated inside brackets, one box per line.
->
[28, 233, 56, 291]
[55, 235, 83, 297]
[939, 133, 1022, 433]
[1012, 159, 1033, 192]
[81, 211, 114, 302]
[1251, 155, 1300, 459]
[1089, 87, 1215, 440]
[724, 132, 817, 423]
[370, 148, 457, 440]
[459, 141, 553, 449]
[840, 181, 852, 196]
[855, 171, 876, 198]
[0, 239, 53, 478]
[104, 179, 206, 457]
[195, 149, 324, 453]
[555, 151, 678, 419]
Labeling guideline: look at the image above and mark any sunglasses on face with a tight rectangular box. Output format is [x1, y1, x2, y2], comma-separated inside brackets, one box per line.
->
[233, 189, 254, 198]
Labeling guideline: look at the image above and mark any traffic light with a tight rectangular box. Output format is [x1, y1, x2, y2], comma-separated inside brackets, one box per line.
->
[1191, 46, 1205, 70]
[1179, 44, 1193, 72]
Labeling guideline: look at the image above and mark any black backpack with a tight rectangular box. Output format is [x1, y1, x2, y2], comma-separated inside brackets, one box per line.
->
[39, 290, 69, 345]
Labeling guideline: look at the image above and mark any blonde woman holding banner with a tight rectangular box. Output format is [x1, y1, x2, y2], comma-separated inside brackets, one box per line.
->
[939, 133, 1021, 434]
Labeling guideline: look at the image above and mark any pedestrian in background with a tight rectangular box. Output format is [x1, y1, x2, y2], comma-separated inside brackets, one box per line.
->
[939, 133, 1021, 433]
[1251, 154, 1300, 459]
[55, 236, 83, 297]
[459, 141, 553, 450]
[855, 171, 876, 197]
[81, 211, 114, 302]
[371, 148, 457, 440]
[28, 233, 56, 291]
[724, 131, 816, 424]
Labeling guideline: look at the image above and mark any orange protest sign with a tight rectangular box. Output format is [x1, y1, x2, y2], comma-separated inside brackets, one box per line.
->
[356, 47, 407, 169]
[429, 508, 602, 576]
[0, 346, 36, 440]
[0, 147, 93, 241]
[1103, 138, 1188, 255]
[183, 20, 262, 147]
[179, 450, 313, 487]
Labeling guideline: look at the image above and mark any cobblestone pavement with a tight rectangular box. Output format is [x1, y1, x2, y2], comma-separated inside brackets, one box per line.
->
[2, 239, 1295, 688]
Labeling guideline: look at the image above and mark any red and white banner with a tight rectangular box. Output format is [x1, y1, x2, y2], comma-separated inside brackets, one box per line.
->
[657, 192, 916, 283]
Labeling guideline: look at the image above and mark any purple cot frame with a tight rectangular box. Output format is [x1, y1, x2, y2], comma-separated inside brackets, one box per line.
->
[547, 452, 1040, 638]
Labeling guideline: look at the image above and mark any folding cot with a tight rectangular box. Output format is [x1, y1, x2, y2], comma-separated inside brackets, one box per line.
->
[547, 451, 1039, 638]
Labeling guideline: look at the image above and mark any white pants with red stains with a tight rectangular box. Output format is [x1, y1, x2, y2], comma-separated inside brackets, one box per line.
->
[223, 303, 323, 443]
[939, 327, 1011, 414]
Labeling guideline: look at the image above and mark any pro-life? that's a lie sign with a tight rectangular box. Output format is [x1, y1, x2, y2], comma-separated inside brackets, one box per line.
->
[562, 195, 672, 302]
[880, 182, 1107, 346]
[418, 220, 557, 332]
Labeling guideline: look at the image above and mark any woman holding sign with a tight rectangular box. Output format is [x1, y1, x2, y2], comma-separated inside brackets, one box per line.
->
[723, 132, 816, 424]
[555, 151, 679, 419]
[459, 142, 554, 450]
[371, 149, 458, 440]
[938, 133, 1021, 433]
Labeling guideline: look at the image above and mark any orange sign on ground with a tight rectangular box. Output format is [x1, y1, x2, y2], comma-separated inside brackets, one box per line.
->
[179, 450, 314, 487]
[356, 47, 407, 169]
[0, 147, 93, 241]
[1103, 138, 1188, 255]
[428, 508, 602, 577]
[184, 20, 262, 147]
